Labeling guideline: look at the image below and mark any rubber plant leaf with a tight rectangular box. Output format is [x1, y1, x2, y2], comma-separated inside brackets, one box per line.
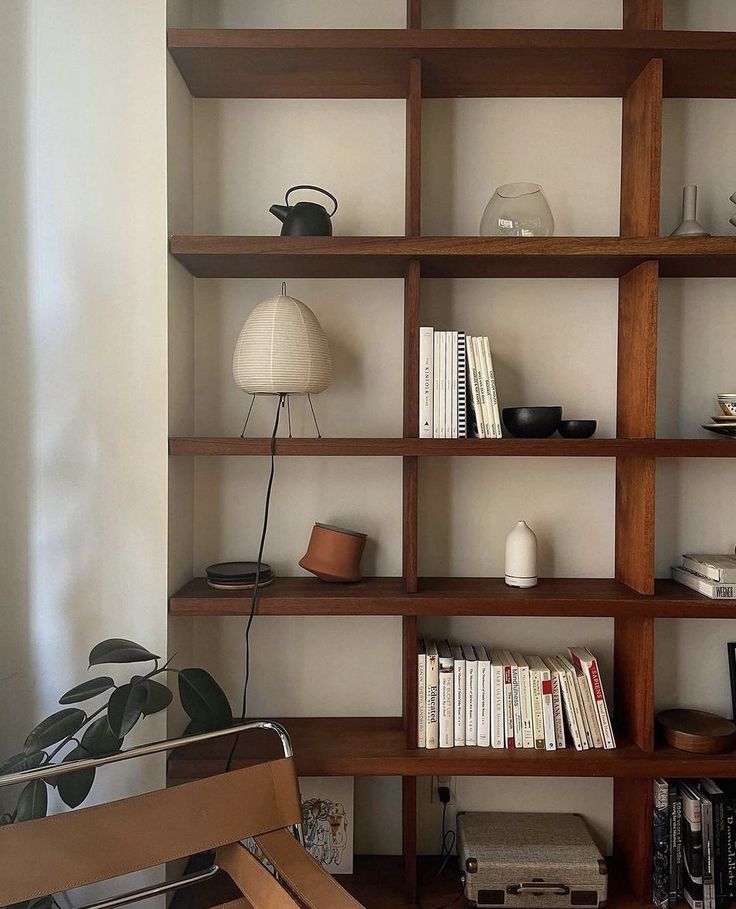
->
[81, 716, 123, 757]
[141, 679, 173, 716]
[0, 751, 45, 775]
[89, 639, 159, 666]
[15, 779, 48, 822]
[107, 683, 147, 738]
[178, 668, 232, 732]
[24, 709, 86, 756]
[57, 746, 95, 809]
[59, 677, 115, 704]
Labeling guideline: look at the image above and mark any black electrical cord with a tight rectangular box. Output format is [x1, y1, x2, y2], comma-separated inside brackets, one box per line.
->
[225, 393, 285, 772]
[418, 797, 459, 909]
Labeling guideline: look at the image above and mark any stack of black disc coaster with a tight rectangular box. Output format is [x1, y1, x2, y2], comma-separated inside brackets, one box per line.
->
[205, 561, 274, 590]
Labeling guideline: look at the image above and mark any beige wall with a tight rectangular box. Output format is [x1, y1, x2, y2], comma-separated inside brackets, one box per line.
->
[1, 0, 169, 901]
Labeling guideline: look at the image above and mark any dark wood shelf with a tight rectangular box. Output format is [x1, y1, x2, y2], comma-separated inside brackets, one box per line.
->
[166, 716, 736, 779]
[168, 437, 736, 457]
[170, 576, 736, 618]
[167, 29, 736, 98]
[170, 235, 736, 279]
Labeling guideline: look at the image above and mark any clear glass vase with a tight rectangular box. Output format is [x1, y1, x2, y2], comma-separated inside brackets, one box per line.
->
[480, 182, 555, 237]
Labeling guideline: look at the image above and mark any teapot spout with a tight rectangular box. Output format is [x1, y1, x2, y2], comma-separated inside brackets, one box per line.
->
[269, 204, 289, 223]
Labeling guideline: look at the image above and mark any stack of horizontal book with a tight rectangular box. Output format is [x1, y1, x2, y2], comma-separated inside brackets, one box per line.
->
[672, 554, 736, 599]
[418, 641, 615, 751]
[653, 778, 736, 909]
[418, 327, 501, 439]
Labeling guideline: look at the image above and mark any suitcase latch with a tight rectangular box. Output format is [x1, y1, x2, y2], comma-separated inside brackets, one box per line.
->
[507, 882, 571, 896]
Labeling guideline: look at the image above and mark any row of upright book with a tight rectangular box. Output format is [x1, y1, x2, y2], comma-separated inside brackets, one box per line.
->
[418, 641, 616, 751]
[653, 778, 736, 909]
[418, 327, 502, 439]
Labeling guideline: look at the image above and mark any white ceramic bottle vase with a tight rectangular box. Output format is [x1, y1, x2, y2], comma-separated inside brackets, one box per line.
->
[671, 184, 710, 237]
[505, 521, 538, 588]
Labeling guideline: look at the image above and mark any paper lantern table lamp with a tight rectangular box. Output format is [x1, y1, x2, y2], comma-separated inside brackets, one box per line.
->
[233, 284, 332, 436]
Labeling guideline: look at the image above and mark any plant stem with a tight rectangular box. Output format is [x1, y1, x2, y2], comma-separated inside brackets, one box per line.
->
[43, 705, 106, 764]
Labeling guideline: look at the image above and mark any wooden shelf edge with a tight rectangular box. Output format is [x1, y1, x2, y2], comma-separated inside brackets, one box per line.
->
[169, 235, 736, 279]
[166, 717, 736, 780]
[168, 437, 736, 457]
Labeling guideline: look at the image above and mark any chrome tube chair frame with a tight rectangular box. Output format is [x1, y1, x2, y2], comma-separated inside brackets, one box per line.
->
[0, 721, 308, 909]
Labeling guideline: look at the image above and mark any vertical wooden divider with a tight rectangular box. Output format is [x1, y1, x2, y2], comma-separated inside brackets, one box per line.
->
[401, 43, 422, 906]
[613, 55, 662, 906]
[623, 0, 663, 30]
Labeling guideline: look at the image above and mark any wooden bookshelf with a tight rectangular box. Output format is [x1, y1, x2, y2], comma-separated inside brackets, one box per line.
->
[170, 235, 736, 279]
[167, 4, 736, 906]
[170, 577, 736, 619]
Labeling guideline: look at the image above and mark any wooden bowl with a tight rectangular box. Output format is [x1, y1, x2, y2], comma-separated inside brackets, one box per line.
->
[656, 708, 736, 754]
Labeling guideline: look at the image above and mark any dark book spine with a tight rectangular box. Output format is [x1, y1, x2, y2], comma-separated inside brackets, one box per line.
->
[726, 799, 736, 898]
[676, 794, 685, 901]
[714, 793, 729, 909]
[670, 784, 682, 907]
[654, 779, 671, 909]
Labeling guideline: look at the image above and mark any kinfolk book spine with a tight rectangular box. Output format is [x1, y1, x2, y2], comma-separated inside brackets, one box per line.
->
[417, 639, 426, 749]
[477, 646, 491, 747]
[418, 327, 433, 439]
[425, 640, 439, 750]
[463, 644, 478, 746]
[452, 643, 465, 747]
[654, 778, 671, 909]
[489, 649, 505, 749]
[438, 641, 454, 749]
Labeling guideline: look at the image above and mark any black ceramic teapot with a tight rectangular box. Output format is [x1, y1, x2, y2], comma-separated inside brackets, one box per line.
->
[269, 185, 338, 236]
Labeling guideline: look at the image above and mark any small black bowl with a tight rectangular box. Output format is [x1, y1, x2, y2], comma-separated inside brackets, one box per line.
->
[558, 420, 597, 439]
[502, 406, 562, 438]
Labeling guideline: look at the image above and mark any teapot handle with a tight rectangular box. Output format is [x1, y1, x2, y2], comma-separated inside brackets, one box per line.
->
[285, 185, 338, 217]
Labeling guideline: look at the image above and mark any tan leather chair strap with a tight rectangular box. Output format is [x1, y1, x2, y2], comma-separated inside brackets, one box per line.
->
[0, 757, 301, 905]
[256, 829, 365, 909]
[218, 843, 301, 909]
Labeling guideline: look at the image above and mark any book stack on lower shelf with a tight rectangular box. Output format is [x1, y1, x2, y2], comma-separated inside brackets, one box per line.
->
[672, 554, 736, 600]
[418, 640, 615, 752]
[419, 327, 501, 439]
[653, 778, 736, 909]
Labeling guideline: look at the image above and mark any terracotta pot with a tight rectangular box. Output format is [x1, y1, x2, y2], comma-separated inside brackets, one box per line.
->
[299, 523, 367, 582]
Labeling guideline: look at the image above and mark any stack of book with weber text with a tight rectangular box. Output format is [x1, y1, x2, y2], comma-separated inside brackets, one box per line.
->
[653, 778, 736, 909]
[417, 641, 615, 751]
[672, 553, 736, 600]
[418, 327, 502, 439]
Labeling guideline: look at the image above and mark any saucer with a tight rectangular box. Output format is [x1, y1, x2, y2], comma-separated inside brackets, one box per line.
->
[702, 423, 736, 436]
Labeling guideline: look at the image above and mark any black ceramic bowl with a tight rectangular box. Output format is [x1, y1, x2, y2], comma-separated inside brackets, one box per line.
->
[558, 420, 597, 439]
[502, 406, 562, 438]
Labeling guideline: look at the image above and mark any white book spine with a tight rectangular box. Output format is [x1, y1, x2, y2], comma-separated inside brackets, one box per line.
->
[453, 657, 466, 747]
[490, 653, 505, 749]
[514, 657, 533, 749]
[672, 566, 736, 599]
[510, 662, 523, 748]
[433, 332, 442, 439]
[481, 336, 502, 438]
[426, 650, 439, 749]
[473, 336, 493, 438]
[529, 666, 545, 750]
[466, 338, 485, 439]
[502, 655, 515, 749]
[418, 327, 433, 439]
[554, 659, 583, 751]
[539, 667, 556, 751]
[576, 668, 603, 748]
[444, 332, 452, 439]
[439, 660, 454, 749]
[417, 648, 426, 748]
[450, 331, 458, 439]
[477, 651, 491, 747]
[465, 654, 478, 746]
[548, 665, 566, 749]
[558, 655, 590, 749]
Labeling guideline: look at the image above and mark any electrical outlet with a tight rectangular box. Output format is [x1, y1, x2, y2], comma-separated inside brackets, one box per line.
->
[430, 775, 456, 803]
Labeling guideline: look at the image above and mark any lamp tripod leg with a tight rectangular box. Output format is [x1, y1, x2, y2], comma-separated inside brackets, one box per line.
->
[240, 395, 257, 438]
[286, 394, 293, 438]
[307, 394, 322, 439]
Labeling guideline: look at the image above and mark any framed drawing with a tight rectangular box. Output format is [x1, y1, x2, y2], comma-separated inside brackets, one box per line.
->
[299, 776, 354, 874]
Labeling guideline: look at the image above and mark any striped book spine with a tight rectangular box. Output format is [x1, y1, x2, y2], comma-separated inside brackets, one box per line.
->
[457, 332, 467, 437]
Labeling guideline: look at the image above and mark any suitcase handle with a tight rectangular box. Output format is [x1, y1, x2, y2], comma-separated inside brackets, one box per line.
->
[507, 883, 571, 896]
